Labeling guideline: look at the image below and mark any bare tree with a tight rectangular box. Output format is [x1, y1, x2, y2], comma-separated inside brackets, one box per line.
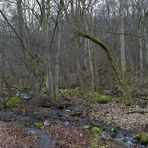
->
[119, 0, 126, 73]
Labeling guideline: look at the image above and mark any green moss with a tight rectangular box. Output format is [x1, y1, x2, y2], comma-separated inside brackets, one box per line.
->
[59, 88, 113, 104]
[90, 127, 100, 148]
[99, 146, 105, 148]
[6, 96, 22, 109]
[83, 92, 112, 104]
[134, 132, 148, 144]
[59, 87, 80, 98]
[33, 112, 38, 117]
[97, 94, 112, 104]
[91, 127, 103, 135]
[34, 122, 43, 129]
[90, 127, 108, 148]
[91, 136, 99, 148]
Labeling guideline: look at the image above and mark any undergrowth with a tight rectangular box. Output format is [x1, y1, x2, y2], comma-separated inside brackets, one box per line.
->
[59, 88, 113, 104]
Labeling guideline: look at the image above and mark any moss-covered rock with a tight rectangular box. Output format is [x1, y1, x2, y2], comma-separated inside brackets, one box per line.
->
[34, 122, 43, 129]
[83, 91, 112, 104]
[134, 132, 148, 144]
[6, 96, 22, 109]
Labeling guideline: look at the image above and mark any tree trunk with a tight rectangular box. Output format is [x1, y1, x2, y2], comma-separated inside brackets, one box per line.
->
[85, 18, 95, 91]
[88, 39, 95, 91]
[144, 27, 148, 69]
[53, 3, 62, 99]
[16, 0, 27, 66]
[139, 24, 144, 78]
[73, 38, 84, 90]
[119, 0, 126, 73]
[75, 31, 132, 105]
[41, 0, 54, 98]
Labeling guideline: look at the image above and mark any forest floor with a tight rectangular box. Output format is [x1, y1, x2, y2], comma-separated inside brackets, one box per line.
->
[0, 81, 147, 148]
[0, 123, 37, 148]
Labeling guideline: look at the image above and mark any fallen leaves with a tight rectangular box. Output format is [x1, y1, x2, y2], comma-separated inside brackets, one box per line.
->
[0, 123, 37, 148]
[45, 124, 90, 148]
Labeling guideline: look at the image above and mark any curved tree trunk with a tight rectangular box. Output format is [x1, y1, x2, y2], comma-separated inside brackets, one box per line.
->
[60, 0, 132, 104]
[74, 31, 132, 105]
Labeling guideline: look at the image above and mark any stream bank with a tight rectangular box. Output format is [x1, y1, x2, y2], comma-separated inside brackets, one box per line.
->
[0, 100, 147, 147]
[0, 89, 147, 148]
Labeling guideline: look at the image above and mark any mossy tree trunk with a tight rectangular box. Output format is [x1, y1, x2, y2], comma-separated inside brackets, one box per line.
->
[74, 31, 132, 105]
[60, 0, 132, 104]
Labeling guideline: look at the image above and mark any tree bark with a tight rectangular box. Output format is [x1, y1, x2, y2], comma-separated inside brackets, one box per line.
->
[85, 21, 95, 91]
[139, 24, 144, 78]
[144, 28, 148, 68]
[75, 31, 132, 104]
[53, 2, 62, 99]
[119, 0, 126, 73]
[60, 0, 131, 104]
[41, 0, 54, 98]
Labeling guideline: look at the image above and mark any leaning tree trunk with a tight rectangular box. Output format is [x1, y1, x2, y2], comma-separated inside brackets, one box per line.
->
[60, 0, 132, 104]
[74, 31, 132, 105]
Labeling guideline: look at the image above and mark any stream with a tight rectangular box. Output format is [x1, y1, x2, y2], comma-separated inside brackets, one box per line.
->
[0, 91, 147, 148]
[1, 109, 147, 148]
[26, 128, 55, 148]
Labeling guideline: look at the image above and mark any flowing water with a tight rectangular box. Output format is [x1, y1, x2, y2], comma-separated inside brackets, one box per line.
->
[1, 91, 147, 148]
[26, 128, 55, 148]
[1, 109, 148, 148]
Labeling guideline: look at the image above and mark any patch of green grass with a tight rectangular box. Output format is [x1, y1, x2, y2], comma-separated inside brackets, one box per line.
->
[6, 96, 22, 109]
[134, 132, 148, 144]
